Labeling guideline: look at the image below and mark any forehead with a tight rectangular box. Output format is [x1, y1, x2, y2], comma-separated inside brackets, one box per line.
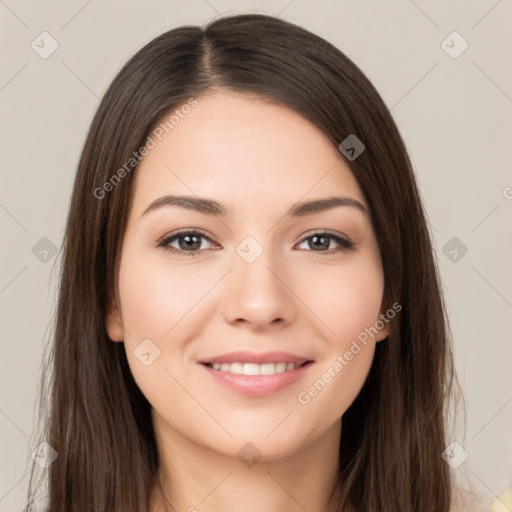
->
[130, 91, 366, 218]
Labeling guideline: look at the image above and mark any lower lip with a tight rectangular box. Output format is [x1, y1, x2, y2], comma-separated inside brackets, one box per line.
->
[199, 361, 315, 397]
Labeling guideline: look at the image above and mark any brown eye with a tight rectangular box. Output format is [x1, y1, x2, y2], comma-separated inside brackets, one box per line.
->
[158, 230, 216, 256]
[296, 232, 355, 253]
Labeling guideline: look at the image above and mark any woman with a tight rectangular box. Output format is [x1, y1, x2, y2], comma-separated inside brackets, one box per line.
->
[25, 13, 477, 512]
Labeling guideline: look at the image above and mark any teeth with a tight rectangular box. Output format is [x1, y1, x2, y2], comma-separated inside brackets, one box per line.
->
[209, 361, 301, 375]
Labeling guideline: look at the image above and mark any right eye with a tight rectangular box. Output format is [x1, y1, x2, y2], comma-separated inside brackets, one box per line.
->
[157, 230, 219, 256]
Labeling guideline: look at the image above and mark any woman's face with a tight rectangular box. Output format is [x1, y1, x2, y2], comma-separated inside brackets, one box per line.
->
[106, 91, 388, 460]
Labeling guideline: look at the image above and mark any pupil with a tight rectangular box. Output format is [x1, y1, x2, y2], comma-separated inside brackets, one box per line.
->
[311, 235, 329, 250]
[180, 234, 200, 250]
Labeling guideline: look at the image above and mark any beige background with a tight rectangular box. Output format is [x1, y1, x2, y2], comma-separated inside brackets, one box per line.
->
[1, 0, 511, 510]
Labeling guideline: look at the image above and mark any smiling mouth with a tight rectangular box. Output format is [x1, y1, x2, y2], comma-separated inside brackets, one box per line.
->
[202, 360, 313, 376]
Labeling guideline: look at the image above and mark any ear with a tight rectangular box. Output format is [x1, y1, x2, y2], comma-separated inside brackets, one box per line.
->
[105, 294, 124, 342]
[375, 322, 390, 342]
[374, 312, 391, 343]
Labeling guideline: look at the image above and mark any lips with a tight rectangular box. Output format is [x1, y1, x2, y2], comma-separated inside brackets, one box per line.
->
[198, 355, 315, 396]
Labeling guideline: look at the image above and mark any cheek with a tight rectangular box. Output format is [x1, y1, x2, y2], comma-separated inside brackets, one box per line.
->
[117, 248, 207, 339]
[294, 265, 383, 424]
[116, 252, 197, 415]
[297, 257, 384, 345]
[293, 257, 383, 411]
[337, 268, 383, 340]
[116, 246, 223, 392]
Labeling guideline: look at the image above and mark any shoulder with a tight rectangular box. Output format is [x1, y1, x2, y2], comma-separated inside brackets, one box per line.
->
[451, 487, 494, 512]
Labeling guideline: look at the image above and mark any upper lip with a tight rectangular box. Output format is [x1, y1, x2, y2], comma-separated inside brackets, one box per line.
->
[198, 351, 312, 365]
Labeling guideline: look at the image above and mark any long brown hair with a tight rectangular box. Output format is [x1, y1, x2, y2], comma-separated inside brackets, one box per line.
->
[25, 13, 460, 512]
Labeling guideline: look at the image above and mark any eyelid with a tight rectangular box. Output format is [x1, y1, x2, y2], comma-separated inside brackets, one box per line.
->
[157, 228, 356, 255]
[156, 228, 218, 252]
[157, 227, 213, 243]
[296, 229, 355, 251]
[298, 228, 352, 243]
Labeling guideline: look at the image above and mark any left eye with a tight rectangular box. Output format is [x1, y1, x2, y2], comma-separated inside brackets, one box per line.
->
[157, 230, 355, 256]
[296, 232, 355, 252]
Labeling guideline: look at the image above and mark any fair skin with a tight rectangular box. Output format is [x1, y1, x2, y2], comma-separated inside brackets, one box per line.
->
[106, 90, 389, 512]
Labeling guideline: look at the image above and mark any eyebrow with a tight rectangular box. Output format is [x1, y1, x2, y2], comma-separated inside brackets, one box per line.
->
[141, 194, 368, 218]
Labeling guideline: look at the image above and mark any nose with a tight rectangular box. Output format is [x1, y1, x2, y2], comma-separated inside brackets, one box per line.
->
[221, 243, 297, 331]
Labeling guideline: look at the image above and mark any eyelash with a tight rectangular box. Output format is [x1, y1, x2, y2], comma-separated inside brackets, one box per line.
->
[156, 229, 355, 256]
